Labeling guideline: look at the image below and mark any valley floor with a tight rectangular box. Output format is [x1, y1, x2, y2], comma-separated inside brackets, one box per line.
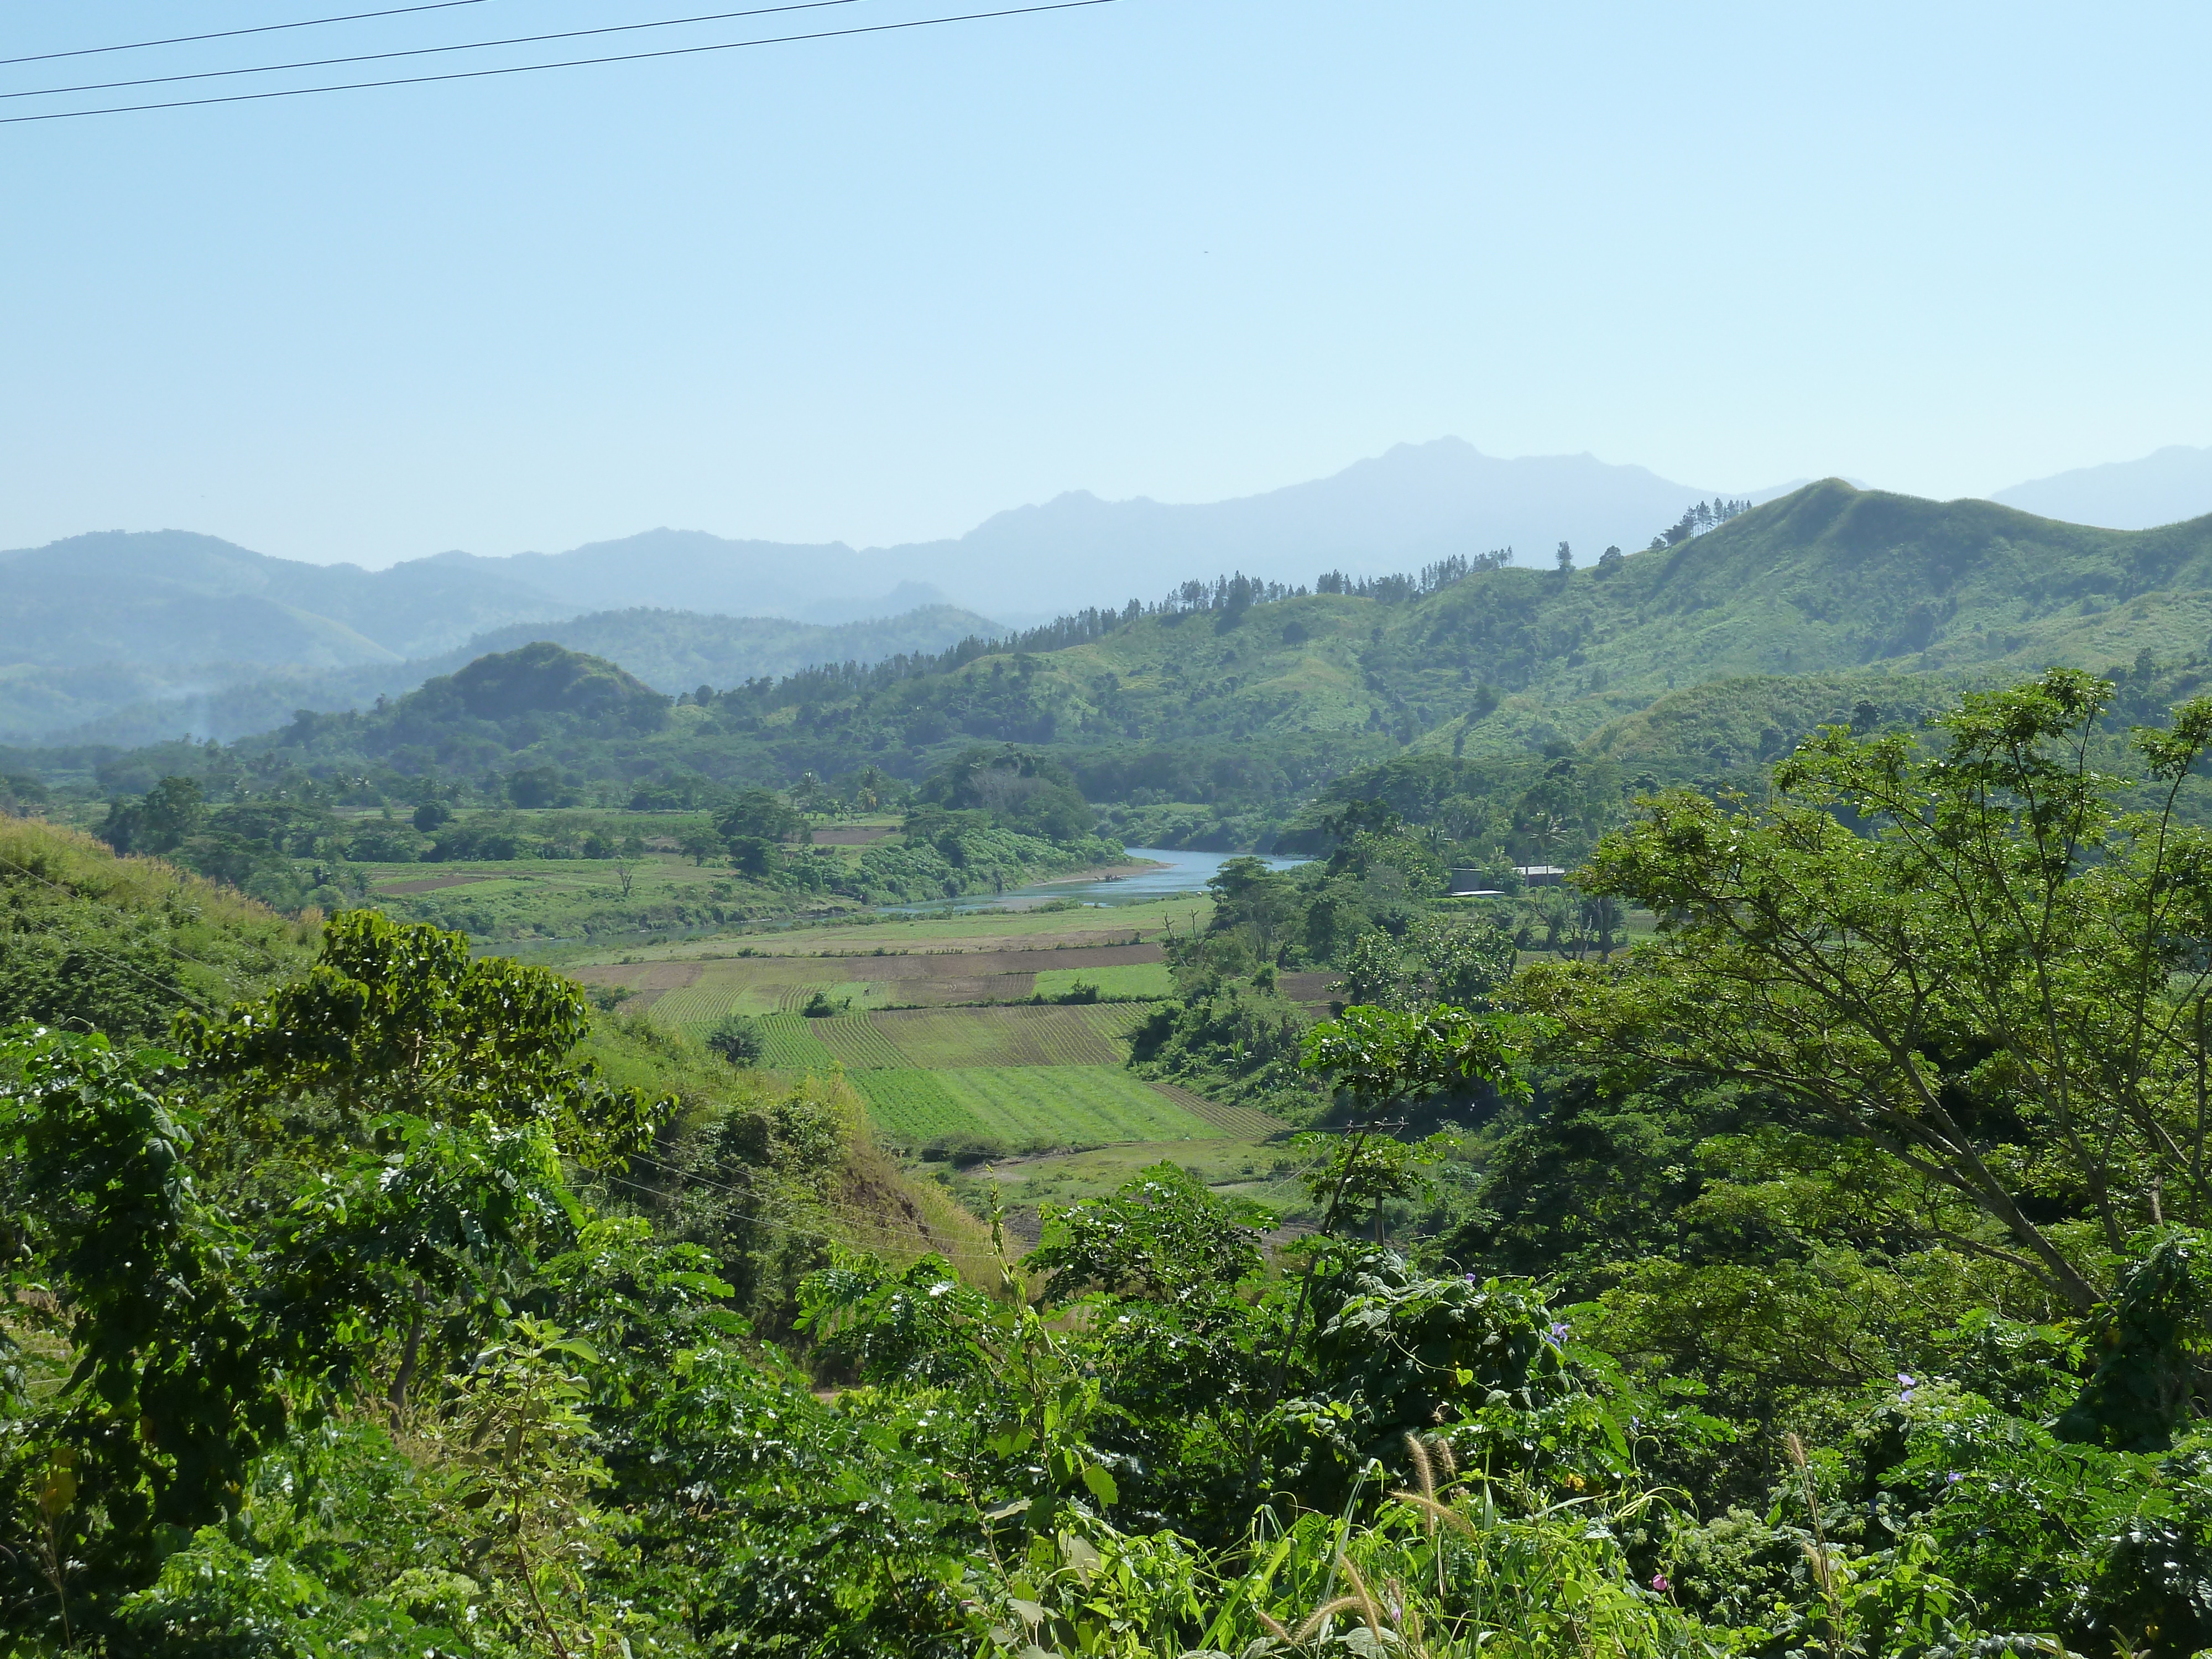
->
[560, 893, 1314, 1226]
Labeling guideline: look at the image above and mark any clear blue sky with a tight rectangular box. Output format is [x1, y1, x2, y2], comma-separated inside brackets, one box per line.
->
[3, 0, 2207, 566]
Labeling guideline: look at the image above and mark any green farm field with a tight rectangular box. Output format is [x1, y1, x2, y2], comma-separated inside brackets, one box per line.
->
[1031, 962, 1175, 1000]
[598, 893, 1213, 961]
[563, 895, 1286, 1202]
[968, 1138, 1321, 1225]
[853, 1066, 1224, 1151]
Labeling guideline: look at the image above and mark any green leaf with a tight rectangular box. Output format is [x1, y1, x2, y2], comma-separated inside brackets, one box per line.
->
[1080, 1462, 1119, 1506]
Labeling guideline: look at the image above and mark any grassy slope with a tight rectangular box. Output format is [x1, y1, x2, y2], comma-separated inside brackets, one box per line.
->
[1575, 670, 1974, 774]
[0, 813, 319, 1034]
[0, 812, 987, 1279]
[723, 483, 2212, 775]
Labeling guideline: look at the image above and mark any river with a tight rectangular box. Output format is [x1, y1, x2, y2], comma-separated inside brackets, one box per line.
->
[885, 846, 1308, 913]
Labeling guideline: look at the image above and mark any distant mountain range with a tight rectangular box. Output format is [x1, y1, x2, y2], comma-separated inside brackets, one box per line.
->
[17, 603, 1011, 750]
[0, 442, 1757, 743]
[46, 481, 2212, 827]
[1989, 445, 2212, 530]
[438, 440, 1746, 620]
[14, 437, 2212, 748]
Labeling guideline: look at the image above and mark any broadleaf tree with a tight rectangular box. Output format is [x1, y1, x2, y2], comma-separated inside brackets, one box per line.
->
[1525, 668, 2212, 1311]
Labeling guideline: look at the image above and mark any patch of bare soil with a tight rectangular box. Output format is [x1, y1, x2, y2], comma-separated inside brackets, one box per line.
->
[829, 943, 1162, 975]
[575, 961, 705, 991]
[377, 872, 505, 895]
[1277, 971, 1340, 1016]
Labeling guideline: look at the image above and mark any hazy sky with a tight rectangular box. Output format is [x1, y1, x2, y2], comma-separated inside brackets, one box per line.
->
[3, 0, 2207, 567]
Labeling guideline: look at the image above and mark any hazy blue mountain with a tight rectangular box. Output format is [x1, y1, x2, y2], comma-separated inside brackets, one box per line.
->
[455, 604, 1005, 695]
[0, 525, 1007, 742]
[0, 530, 573, 666]
[924, 441, 1726, 599]
[3, 441, 1739, 692]
[1991, 446, 2212, 530]
[11, 602, 1006, 747]
[423, 440, 1735, 620]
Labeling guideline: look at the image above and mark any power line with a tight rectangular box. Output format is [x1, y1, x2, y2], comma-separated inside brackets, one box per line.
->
[0, 1, 500, 69]
[1, 0, 1120, 125]
[0, 912, 221, 1018]
[6, 0, 863, 103]
[0, 850, 260, 1000]
[21, 921, 220, 1015]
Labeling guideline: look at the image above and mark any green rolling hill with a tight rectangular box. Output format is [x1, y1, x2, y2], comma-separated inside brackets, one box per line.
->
[17, 481, 2212, 855]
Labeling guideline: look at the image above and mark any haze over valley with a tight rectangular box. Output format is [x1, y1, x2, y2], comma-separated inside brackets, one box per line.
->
[11, 436, 2210, 745]
[10, 5, 2212, 1654]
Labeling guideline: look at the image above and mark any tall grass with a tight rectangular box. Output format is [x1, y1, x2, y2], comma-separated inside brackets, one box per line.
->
[995, 1443, 1717, 1659]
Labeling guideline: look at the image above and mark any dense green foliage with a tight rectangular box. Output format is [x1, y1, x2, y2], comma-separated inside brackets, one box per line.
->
[0, 816, 316, 1037]
[30, 534, 2212, 1656]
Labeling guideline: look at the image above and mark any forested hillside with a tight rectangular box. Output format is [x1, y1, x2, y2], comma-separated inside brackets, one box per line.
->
[14, 672, 2212, 1655]
[25, 481, 2212, 862]
[0, 541, 1005, 748]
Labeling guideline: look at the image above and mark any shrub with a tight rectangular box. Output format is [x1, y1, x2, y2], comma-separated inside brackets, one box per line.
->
[705, 1013, 767, 1066]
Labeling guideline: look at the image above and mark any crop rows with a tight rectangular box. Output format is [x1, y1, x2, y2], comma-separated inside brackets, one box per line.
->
[648, 979, 745, 1030]
[753, 1013, 842, 1074]
[852, 1070, 975, 1145]
[869, 1005, 1125, 1068]
[1139, 1079, 1287, 1139]
[853, 1065, 1228, 1152]
[811, 1015, 909, 1070]
[1073, 1001, 1163, 1041]
[931, 1067, 1224, 1149]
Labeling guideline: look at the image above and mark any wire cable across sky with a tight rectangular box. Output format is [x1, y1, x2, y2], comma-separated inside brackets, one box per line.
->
[0, 0, 1120, 125]
[0, 1, 501, 69]
[3, 1, 863, 103]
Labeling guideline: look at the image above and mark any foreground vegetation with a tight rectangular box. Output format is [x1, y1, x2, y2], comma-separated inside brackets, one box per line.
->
[12, 668, 2212, 1656]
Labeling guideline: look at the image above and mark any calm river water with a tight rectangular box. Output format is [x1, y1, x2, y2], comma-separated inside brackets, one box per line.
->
[888, 847, 1307, 913]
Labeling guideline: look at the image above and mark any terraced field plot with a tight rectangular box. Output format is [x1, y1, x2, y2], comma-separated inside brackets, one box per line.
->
[1032, 962, 1174, 1000]
[568, 896, 1289, 1192]
[855, 1066, 1223, 1151]
[869, 1005, 1126, 1067]
[630, 895, 1208, 959]
[594, 939, 1170, 1020]
[754, 1014, 841, 1073]
[810, 1015, 910, 1070]
[976, 1139, 1310, 1218]
[1140, 1079, 1291, 1139]
[1073, 1003, 1156, 1042]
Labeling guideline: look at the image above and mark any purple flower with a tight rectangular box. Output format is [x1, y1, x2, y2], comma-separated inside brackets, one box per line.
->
[1945, 1472, 1962, 1486]
[1548, 1321, 1571, 1343]
[1651, 1573, 1671, 1593]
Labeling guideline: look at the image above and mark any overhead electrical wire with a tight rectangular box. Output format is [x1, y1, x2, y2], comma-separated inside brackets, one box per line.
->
[0, 0, 1120, 125]
[4, 0, 863, 103]
[0, 851, 233, 1014]
[0, 1, 501, 68]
